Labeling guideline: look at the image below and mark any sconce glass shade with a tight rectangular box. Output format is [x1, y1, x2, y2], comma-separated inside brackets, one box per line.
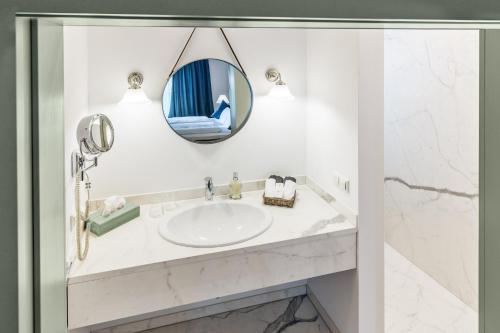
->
[216, 94, 230, 104]
[119, 88, 152, 105]
[265, 68, 295, 101]
[118, 72, 152, 105]
[268, 83, 295, 101]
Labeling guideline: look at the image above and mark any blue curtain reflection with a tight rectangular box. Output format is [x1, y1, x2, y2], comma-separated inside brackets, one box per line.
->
[169, 60, 214, 118]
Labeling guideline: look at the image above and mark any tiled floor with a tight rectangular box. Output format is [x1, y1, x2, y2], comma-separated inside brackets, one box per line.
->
[141, 295, 331, 333]
[385, 243, 478, 333]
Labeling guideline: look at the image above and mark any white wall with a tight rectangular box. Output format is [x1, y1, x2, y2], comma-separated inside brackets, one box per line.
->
[82, 27, 307, 198]
[306, 30, 384, 333]
[305, 29, 359, 212]
[64, 26, 89, 265]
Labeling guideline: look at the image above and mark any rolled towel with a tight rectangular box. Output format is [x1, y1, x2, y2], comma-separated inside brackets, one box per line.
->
[115, 197, 126, 210]
[102, 196, 126, 216]
[265, 178, 277, 198]
[269, 175, 284, 184]
[283, 179, 296, 200]
[284, 176, 296, 183]
[275, 182, 285, 198]
[102, 198, 116, 217]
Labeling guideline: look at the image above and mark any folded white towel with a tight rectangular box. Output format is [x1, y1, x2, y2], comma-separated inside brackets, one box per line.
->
[275, 182, 284, 199]
[283, 180, 296, 200]
[264, 178, 277, 198]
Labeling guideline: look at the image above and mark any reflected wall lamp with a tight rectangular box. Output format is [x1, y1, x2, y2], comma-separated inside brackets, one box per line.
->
[216, 94, 230, 104]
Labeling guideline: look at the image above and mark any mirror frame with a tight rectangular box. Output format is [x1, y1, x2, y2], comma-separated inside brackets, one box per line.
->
[161, 58, 254, 144]
[77, 114, 115, 155]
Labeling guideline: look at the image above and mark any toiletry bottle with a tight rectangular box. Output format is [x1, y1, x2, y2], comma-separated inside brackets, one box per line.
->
[229, 172, 242, 199]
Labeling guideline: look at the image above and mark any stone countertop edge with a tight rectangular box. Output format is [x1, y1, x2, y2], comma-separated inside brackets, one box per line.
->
[68, 182, 358, 286]
[67, 226, 356, 285]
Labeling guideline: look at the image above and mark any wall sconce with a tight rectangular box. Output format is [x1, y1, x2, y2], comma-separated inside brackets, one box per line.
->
[118, 72, 152, 105]
[265, 68, 295, 101]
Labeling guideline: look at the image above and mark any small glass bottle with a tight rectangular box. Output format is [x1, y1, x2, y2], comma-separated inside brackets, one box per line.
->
[229, 171, 242, 199]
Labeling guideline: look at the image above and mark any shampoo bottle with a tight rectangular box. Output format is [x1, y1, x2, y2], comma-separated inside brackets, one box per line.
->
[229, 172, 242, 199]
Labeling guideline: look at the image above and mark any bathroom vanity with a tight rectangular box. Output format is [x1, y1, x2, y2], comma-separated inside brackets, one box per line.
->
[67, 182, 357, 331]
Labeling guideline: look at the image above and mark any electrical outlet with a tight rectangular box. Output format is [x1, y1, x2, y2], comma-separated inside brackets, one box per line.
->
[343, 179, 350, 193]
[333, 172, 350, 194]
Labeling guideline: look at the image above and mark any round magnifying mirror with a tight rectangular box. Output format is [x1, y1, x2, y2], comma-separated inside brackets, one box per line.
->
[162, 59, 253, 144]
[77, 114, 115, 155]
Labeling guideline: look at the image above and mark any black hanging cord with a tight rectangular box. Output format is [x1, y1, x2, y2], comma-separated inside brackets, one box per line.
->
[218, 28, 247, 76]
[168, 27, 197, 78]
[167, 27, 247, 78]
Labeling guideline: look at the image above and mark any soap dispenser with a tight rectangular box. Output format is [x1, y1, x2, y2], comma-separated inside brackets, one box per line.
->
[229, 172, 242, 199]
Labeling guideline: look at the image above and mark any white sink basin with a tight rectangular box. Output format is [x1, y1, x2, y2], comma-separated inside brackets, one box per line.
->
[158, 201, 273, 248]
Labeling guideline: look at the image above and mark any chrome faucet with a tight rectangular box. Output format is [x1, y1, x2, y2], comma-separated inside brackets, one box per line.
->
[204, 176, 216, 201]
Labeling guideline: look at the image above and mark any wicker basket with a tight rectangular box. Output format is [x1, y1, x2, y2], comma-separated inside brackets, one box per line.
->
[263, 192, 296, 208]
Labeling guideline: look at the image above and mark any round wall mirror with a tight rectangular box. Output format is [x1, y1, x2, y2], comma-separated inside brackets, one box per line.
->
[162, 59, 253, 144]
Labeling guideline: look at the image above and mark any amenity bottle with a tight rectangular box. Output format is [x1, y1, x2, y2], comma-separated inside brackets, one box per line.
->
[229, 172, 242, 199]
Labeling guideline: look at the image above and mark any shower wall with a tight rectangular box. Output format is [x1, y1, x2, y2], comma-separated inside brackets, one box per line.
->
[384, 30, 479, 310]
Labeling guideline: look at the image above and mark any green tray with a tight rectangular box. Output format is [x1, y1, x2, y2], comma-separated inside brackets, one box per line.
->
[87, 202, 140, 236]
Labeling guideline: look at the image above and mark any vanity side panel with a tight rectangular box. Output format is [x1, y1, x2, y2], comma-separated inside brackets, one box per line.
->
[308, 270, 359, 333]
[67, 233, 356, 329]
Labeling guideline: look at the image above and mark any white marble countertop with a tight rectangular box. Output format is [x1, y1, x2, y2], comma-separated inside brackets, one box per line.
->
[68, 185, 357, 284]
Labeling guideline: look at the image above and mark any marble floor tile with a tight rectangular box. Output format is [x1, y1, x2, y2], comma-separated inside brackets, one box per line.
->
[140, 296, 331, 333]
[385, 243, 477, 333]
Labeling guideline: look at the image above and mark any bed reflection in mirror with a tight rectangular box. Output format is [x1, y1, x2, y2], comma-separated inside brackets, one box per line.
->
[162, 59, 253, 144]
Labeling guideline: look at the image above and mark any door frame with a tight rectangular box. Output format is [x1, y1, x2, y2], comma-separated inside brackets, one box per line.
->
[15, 14, 492, 333]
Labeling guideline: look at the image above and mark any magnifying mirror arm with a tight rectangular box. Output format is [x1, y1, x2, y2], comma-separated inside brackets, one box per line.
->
[71, 140, 100, 180]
